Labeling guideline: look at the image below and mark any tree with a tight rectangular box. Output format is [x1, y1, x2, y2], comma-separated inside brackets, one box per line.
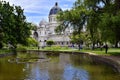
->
[30, 23, 38, 31]
[56, 4, 87, 50]
[0, 1, 31, 49]
[0, 27, 4, 48]
[84, 0, 120, 47]
[70, 32, 84, 50]
[59, 0, 120, 48]
[46, 40, 54, 47]
[70, 31, 91, 49]
[57, 5, 87, 33]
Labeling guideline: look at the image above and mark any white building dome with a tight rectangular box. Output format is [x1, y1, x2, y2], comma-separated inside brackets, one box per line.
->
[39, 19, 48, 27]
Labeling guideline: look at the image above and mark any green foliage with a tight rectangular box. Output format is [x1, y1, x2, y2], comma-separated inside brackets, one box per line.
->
[70, 31, 92, 49]
[44, 46, 61, 50]
[46, 40, 54, 46]
[29, 23, 38, 30]
[81, 48, 120, 56]
[84, 0, 120, 47]
[0, 49, 10, 54]
[56, 5, 87, 33]
[44, 46, 70, 51]
[0, 1, 31, 48]
[70, 33, 82, 44]
[26, 37, 38, 47]
[16, 44, 27, 51]
[56, 0, 120, 48]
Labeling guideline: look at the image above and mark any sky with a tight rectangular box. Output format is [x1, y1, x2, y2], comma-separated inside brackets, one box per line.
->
[4, 0, 76, 25]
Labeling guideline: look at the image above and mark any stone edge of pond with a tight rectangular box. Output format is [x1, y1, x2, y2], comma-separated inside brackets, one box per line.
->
[88, 53, 120, 73]
[28, 50, 120, 73]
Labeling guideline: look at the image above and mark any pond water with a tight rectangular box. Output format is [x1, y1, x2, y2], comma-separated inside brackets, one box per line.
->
[0, 52, 120, 80]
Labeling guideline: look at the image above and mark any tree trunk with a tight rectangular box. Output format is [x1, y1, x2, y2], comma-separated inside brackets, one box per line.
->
[115, 0, 120, 10]
[115, 41, 118, 48]
[92, 42, 95, 50]
[78, 44, 81, 50]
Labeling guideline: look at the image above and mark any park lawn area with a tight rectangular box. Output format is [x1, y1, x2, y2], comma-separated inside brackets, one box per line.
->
[105, 48, 120, 56]
[27, 46, 120, 56]
[80, 48, 120, 56]
[42, 46, 77, 51]
[0, 49, 11, 54]
[0, 46, 120, 56]
[38, 46, 120, 56]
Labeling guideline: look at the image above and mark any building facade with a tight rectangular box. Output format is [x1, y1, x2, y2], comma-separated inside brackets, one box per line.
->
[33, 2, 72, 47]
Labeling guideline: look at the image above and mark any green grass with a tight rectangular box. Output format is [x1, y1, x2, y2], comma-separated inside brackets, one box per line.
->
[1, 46, 120, 56]
[26, 46, 120, 56]
[105, 48, 120, 56]
[0, 49, 11, 54]
[35, 46, 120, 56]
[79, 48, 120, 56]
[41, 46, 120, 56]
[42, 46, 76, 51]
[26, 46, 38, 50]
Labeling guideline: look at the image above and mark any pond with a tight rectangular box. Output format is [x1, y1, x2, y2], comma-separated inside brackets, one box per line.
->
[0, 52, 120, 80]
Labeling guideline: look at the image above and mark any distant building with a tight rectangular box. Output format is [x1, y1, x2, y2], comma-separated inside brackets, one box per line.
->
[32, 2, 72, 47]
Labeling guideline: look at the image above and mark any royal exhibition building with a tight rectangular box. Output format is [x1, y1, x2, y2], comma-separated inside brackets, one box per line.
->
[32, 2, 72, 47]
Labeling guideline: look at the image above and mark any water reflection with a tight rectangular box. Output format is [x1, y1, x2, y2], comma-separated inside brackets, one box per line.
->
[0, 52, 119, 80]
[22, 53, 89, 80]
[63, 64, 89, 80]
[24, 63, 49, 80]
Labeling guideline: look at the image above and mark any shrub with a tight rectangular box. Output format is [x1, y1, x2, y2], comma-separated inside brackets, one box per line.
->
[17, 44, 27, 51]
[26, 37, 38, 47]
[44, 45, 71, 51]
[46, 40, 54, 46]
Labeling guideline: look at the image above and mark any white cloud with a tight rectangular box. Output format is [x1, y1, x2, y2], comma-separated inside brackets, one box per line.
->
[3, 0, 76, 25]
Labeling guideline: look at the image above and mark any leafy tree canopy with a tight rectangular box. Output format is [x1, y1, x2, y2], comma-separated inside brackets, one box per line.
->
[56, 0, 120, 48]
[0, 1, 32, 48]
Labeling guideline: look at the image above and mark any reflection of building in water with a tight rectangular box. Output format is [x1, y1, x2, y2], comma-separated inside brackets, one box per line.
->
[47, 53, 71, 79]
[23, 53, 71, 80]
[22, 53, 89, 80]
[24, 63, 49, 80]
[32, 2, 72, 47]
[59, 53, 71, 66]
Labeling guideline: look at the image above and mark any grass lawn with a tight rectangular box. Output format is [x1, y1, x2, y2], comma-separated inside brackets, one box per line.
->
[37, 46, 120, 56]
[39, 46, 120, 56]
[79, 48, 120, 56]
[0, 46, 120, 56]
[0, 49, 11, 54]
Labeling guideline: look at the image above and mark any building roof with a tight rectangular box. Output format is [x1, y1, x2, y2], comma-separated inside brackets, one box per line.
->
[49, 2, 62, 16]
[39, 19, 48, 26]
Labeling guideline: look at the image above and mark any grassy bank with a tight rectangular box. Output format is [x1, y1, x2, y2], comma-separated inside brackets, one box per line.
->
[0, 49, 11, 54]
[77, 48, 120, 56]
[0, 46, 120, 56]
[40, 46, 120, 56]
[33, 46, 120, 56]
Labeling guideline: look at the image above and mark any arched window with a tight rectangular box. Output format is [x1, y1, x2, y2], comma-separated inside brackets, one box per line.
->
[39, 31, 41, 35]
[33, 31, 38, 40]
